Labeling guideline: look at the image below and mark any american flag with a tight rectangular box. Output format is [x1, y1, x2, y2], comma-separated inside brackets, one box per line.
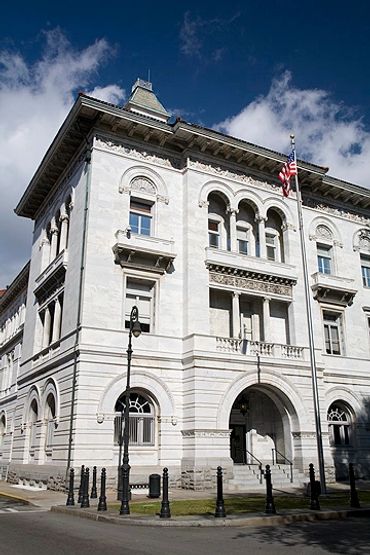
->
[278, 151, 297, 197]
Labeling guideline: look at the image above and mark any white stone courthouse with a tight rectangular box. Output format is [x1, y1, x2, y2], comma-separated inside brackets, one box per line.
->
[1, 79, 370, 490]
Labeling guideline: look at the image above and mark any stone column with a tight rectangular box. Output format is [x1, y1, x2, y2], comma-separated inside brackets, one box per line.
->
[39, 230, 51, 270]
[42, 307, 51, 349]
[49, 227, 59, 262]
[59, 213, 69, 252]
[51, 298, 61, 343]
[228, 209, 238, 252]
[251, 313, 260, 341]
[256, 216, 267, 258]
[263, 297, 271, 342]
[232, 292, 241, 338]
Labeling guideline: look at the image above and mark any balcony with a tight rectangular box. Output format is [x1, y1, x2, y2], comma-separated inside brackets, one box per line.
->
[311, 272, 357, 306]
[34, 250, 68, 299]
[215, 337, 306, 360]
[113, 230, 176, 274]
[205, 247, 297, 300]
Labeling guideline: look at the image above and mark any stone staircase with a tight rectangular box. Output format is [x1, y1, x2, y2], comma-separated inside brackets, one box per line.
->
[226, 463, 307, 492]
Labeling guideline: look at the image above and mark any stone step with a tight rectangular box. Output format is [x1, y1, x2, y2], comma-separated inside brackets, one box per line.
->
[228, 464, 307, 492]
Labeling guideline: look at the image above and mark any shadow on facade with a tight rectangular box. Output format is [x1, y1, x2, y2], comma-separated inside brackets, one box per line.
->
[331, 397, 370, 481]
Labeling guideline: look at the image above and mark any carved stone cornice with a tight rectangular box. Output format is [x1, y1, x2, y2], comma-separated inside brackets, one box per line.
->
[95, 136, 182, 170]
[303, 196, 370, 227]
[181, 429, 231, 438]
[188, 158, 281, 194]
[208, 265, 294, 297]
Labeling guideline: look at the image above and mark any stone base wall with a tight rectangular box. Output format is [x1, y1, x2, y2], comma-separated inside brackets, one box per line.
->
[8, 464, 67, 491]
[181, 461, 233, 491]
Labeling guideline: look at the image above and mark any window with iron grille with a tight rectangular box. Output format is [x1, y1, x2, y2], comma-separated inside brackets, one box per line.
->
[114, 392, 155, 446]
[327, 404, 351, 446]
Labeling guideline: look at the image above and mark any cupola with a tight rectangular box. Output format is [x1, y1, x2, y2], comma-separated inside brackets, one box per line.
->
[124, 78, 169, 123]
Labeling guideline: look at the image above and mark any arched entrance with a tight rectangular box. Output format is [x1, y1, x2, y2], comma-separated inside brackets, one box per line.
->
[229, 386, 292, 465]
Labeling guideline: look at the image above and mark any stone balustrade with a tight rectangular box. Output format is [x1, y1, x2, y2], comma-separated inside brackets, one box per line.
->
[215, 337, 305, 360]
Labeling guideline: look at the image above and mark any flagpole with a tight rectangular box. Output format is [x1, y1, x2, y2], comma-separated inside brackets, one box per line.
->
[290, 134, 326, 494]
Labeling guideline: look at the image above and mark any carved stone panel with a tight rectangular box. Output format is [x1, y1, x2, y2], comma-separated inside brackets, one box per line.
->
[209, 271, 292, 297]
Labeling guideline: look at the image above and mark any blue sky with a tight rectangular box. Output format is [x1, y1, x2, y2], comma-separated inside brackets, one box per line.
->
[1, 0, 370, 285]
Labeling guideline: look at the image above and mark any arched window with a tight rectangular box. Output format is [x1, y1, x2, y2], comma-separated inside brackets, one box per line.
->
[353, 229, 370, 287]
[207, 192, 230, 250]
[129, 177, 157, 237]
[316, 225, 334, 275]
[236, 201, 257, 256]
[327, 403, 352, 446]
[29, 399, 39, 457]
[45, 393, 56, 455]
[0, 415, 6, 448]
[114, 392, 155, 446]
[265, 209, 285, 262]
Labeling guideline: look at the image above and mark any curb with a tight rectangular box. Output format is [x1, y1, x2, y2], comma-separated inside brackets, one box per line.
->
[50, 505, 370, 528]
[0, 491, 33, 506]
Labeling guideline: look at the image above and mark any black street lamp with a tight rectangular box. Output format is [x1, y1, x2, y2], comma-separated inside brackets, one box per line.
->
[120, 305, 141, 515]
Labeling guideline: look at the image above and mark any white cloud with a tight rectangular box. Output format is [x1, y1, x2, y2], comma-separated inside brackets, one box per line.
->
[215, 71, 370, 187]
[0, 29, 125, 286]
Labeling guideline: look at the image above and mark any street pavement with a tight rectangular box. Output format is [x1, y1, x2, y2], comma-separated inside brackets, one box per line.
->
[0, 510, 369, 554]
[0, 494, 43, 514]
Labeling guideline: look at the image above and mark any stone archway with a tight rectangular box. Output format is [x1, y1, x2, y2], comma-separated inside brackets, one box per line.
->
[229, 385, 296, 466]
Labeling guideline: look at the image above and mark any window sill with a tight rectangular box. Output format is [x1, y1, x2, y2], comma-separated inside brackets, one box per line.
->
[32, 340, 61, 367]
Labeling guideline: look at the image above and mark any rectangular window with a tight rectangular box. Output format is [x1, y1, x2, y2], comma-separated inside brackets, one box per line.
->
[237, 227, 248, 255]
[208, 220, 220, 248]
[129, 199, 152, 236]
[317, 244, 332, 274]
[125, 278, 155, 333]
[266, 234, 276, 261]
[323, 311, 343, 355]
[361, 255, 370, 287]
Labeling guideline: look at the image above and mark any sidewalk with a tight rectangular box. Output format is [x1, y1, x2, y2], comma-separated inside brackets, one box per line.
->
[51, 503, 370, 528]
[0, 481, 216, 510]
[2, 479, 369, 528]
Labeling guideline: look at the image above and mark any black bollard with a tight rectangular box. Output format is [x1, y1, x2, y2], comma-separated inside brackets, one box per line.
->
[264, 465, 276, 514]
[91, 466, 98, 499]
[66, 468, 75, 506]
[159, 467, 171, 519]
[98, 468, 107, 512]
[77, 464, 85, 504]
[309, 463, 320, 510]
[349, 463, 361, 508]
[81, 467, 90, 508]
[214, 466, 226, 518]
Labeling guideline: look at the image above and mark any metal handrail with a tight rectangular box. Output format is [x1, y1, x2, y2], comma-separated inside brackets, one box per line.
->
[272, 448, 293, 483]
[245, 450, 263, 483]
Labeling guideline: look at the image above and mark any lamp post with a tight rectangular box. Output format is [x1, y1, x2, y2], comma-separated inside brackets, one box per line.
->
[120, 305, 141, 515]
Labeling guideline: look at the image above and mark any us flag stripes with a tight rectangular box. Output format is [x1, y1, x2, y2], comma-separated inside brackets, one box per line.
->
[278, 151, 297, 197]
